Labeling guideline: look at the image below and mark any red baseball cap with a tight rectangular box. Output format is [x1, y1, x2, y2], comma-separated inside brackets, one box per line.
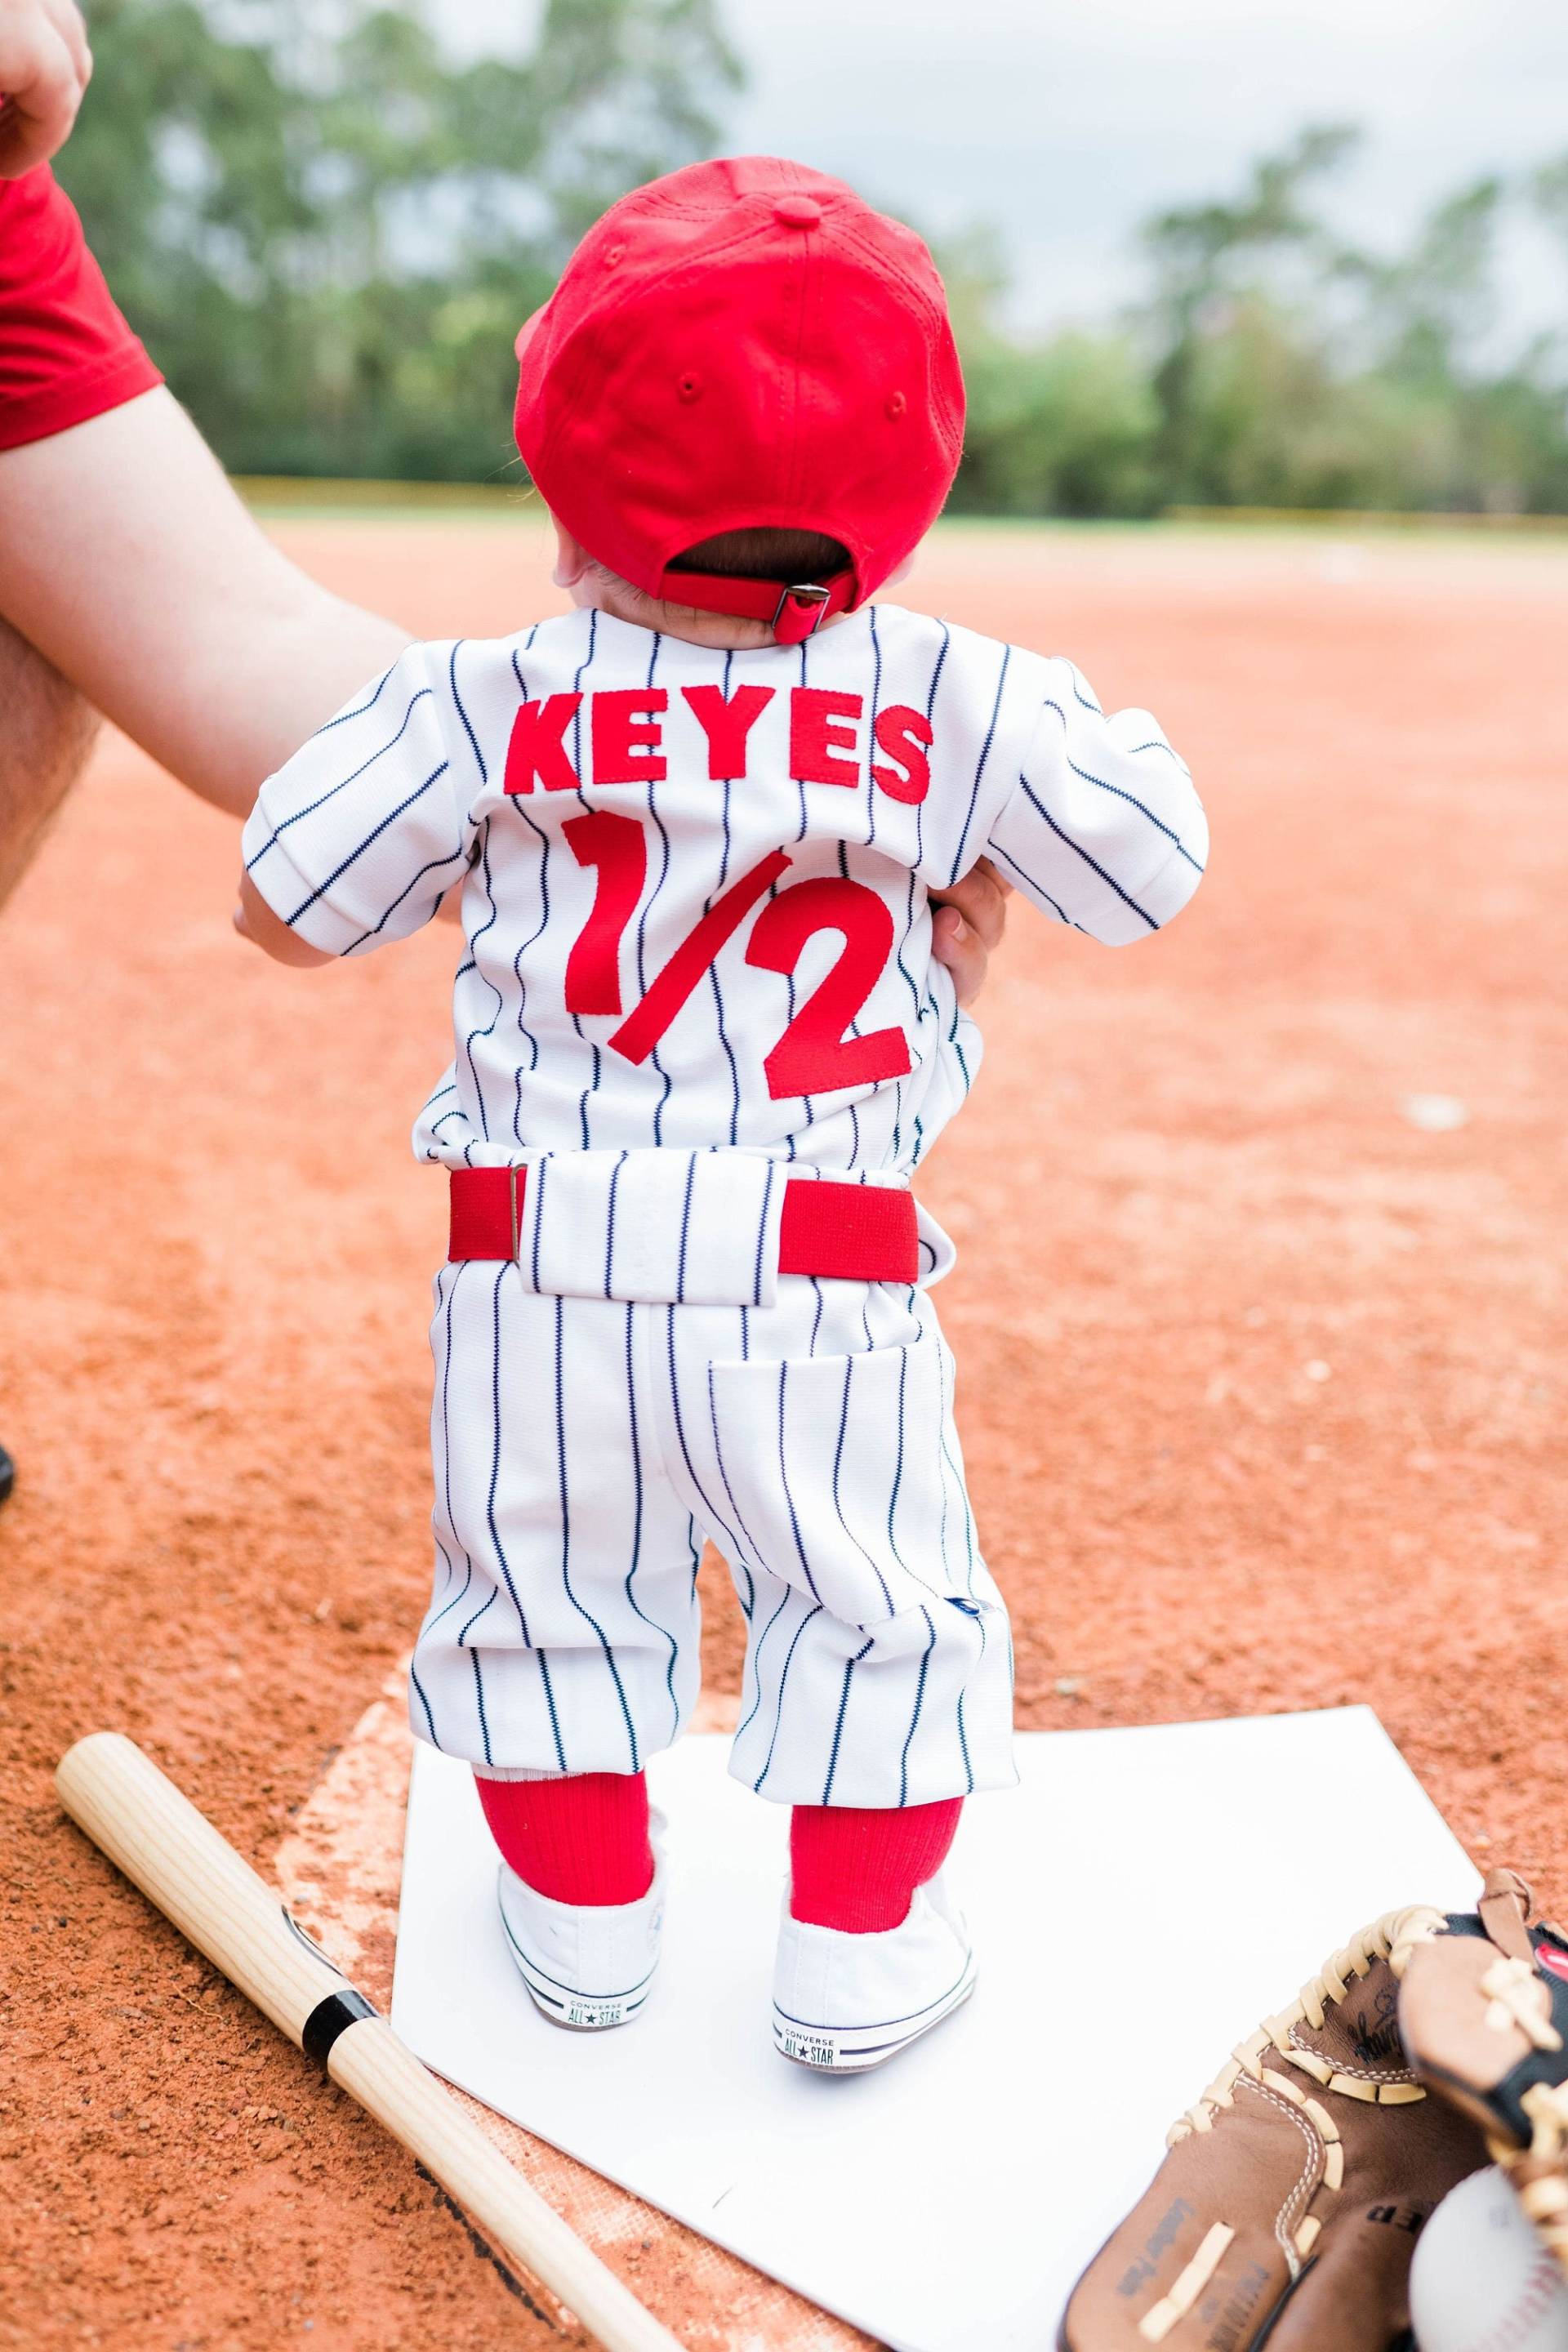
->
[514, 156, 964, 644]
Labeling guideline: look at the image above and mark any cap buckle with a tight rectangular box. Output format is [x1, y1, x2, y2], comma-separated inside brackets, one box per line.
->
[772, 582, 832, 644]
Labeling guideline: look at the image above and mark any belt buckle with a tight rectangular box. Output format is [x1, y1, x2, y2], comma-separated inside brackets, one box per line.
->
[508, 1165, 521, 1259]
[772, 581, 831, 636]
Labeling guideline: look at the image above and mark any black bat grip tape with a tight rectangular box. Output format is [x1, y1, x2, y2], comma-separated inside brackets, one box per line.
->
[301, 1987, 377, 2068]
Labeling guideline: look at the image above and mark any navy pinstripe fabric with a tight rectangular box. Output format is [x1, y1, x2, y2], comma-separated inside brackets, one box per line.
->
[620, 1301, 684, 1738]
[278, 759, 453, 926]
[243, 601, 1204, 1805]
[245, 596, 1211, 1149]
[950, 644, 1011, 884]
[243, 684, 434, 870]
[754, 1601, 826, 1794]
[551, 1294, 640, 1771]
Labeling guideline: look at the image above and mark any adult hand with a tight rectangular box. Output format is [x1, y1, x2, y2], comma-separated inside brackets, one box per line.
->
[928, 858, 1010, 1009]
[0, 0, 91, 178]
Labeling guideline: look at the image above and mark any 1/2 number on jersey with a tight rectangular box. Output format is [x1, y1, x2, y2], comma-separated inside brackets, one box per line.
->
[561, 819, 910, 1101]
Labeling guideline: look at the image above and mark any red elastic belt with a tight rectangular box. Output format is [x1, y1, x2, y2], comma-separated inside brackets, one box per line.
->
[448, 1166, 919, 1284]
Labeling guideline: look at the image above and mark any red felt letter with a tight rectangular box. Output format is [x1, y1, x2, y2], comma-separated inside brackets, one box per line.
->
[681, 684, 774, 779]
[746, 877, 911, 1098]
[563, 811, 648, 1016]
[608, 850, 791, 1066]
[593, 689, 668, 786]
[790, 688, 862, 787]
[504, 694, 582, 795]
[871, 704, 933, 804]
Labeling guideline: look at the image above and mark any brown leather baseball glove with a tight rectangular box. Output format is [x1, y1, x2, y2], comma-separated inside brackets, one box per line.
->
[1059, 1903, 1488, 2350]
[1400, 1866, 1568, 2277]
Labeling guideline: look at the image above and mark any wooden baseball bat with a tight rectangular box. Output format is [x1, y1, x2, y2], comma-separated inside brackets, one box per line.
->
[56, 1731, 685, 2352]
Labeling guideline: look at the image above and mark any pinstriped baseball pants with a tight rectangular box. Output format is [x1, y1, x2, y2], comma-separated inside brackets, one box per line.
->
[409, 1266, 1017, 1809]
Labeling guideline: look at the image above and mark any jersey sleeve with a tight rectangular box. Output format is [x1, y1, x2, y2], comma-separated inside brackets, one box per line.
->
[986, 662, 1208, 944]
[240, 642, 476, 956]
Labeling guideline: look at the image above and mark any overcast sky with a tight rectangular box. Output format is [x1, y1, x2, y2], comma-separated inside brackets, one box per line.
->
[445, 0, 1568, 339]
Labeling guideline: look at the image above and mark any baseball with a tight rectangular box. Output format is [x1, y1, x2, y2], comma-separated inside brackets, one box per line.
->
[1411, 2167, 1568, 2352]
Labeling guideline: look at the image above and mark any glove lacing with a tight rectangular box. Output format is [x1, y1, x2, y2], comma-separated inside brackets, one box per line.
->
[1138, 1900, 1451, 2328]
[1169, 1904, 1447, 2152]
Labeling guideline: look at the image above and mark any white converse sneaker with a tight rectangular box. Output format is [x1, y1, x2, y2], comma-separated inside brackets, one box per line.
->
[771, 1870, 976, 2073]
[496, 1821, 666, 2031]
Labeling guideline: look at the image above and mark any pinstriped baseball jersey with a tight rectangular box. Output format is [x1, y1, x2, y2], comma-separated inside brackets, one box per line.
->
[242, 599, 1205, 1800]
[241, 602, 1205, 1180]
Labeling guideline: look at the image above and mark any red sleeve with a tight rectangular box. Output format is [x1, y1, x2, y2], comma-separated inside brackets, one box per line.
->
[0, 166, 162, 452]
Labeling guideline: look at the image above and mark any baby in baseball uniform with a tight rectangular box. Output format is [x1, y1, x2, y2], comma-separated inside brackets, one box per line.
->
[238, 157, 1206, 2070]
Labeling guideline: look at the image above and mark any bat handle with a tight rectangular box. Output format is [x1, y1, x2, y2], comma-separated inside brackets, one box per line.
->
[57, 1735, 688, 2352]
[330, 2019, 685, 2352]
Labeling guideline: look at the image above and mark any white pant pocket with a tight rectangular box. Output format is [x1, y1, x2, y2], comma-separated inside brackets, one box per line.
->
[705, 1330, 967, 1630]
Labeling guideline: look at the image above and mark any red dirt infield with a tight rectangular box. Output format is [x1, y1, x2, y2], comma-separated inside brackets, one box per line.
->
[3, 518, 1566, 2348]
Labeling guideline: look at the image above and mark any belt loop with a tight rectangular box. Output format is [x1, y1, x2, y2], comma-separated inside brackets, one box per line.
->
[508, 1165, 521, 1261]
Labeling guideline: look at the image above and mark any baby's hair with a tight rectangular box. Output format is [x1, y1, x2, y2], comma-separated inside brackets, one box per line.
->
[670, 527, 851, 584]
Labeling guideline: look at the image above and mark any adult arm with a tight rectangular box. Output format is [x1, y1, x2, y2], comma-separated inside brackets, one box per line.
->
[0, 386, 412, 821]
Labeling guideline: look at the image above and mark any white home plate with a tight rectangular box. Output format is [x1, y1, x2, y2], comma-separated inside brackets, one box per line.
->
[390, 1709, 1478, 2352]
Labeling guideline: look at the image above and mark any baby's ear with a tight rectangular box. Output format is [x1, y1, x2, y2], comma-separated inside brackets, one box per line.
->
[550, 516, 593, 589]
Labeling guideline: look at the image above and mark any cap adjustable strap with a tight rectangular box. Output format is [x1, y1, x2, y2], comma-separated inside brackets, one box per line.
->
[655, 563, 857, 642]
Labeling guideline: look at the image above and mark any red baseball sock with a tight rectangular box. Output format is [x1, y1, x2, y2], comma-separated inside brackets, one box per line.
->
[788, 1798, 963, 1933]
[474, 1769, 655, 1906]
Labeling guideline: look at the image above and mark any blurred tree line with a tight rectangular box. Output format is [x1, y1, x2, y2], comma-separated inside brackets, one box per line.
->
[56, 0, 743, 479]
[954, 127, 1568, 517]
[54, 2, 1568, 514]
